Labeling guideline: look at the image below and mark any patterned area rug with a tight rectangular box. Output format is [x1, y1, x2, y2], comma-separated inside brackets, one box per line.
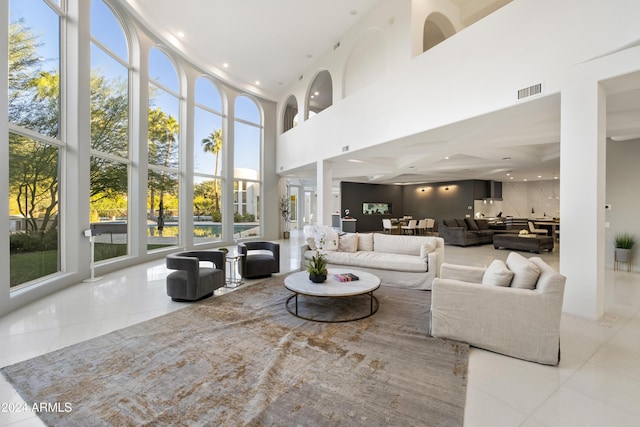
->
[1, 274, 469, 426]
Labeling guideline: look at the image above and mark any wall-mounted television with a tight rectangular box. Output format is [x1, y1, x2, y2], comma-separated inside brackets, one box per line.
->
[362, 202, 392, 215]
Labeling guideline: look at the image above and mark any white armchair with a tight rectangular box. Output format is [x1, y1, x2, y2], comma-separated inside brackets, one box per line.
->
[430, 253, 566, 365]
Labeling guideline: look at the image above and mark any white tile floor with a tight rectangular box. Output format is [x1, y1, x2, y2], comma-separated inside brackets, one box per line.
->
[1, 231, 639, 426]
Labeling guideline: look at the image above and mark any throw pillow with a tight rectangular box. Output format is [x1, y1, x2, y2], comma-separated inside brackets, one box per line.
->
[443, 219, 457, 227]
[482, 259, 513, 287]
[357, 233, 373, 251]
[419, 240, 437, 259]
[506, 252, 540, 289]
[455, 218, 468, 229]
[465, 218, 480, 231]
[305, 236, 317, 251]
[475, 219, 490, 230]
[320, 229, 339, 251]
[338, 233, 358, 252]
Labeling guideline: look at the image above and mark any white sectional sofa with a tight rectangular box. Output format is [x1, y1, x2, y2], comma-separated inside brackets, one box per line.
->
[300, 228, 444, 290]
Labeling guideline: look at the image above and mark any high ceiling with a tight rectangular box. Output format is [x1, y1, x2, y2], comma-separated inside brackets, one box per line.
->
[119, 0, 382, 100]
[117, 0, 640, 186]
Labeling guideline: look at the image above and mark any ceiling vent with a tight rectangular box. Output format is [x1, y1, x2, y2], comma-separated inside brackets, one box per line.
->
[517, 83, 542, 100]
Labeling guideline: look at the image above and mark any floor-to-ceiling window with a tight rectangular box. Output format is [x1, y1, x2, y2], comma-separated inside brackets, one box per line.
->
[2, 0, 268, 314]
[89, 0, 130, 261]
[234, 96, 262, 238]
[7, 0, 63, 288]
[194, 77, 224, 243]
[147, 47, 180, 250]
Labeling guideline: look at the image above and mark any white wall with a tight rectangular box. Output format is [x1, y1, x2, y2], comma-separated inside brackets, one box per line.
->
[277, 0, 640, 173]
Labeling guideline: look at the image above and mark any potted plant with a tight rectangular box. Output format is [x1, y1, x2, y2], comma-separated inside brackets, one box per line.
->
[614, 232, 635, 264]
[279, 195, 291, 239]
[307, 252, 328, 283]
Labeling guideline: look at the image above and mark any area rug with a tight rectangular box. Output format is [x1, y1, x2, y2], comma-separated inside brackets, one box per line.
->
[1, 274, 469, 426]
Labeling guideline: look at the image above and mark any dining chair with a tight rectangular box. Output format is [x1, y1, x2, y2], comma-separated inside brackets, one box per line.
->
[382, 218, 399, 234]
[401, 219, 418, 235]
[416, 219, 428, 235]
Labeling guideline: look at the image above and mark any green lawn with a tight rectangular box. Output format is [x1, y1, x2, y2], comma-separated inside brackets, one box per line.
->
[10, 250, 59, 287]
[10, 243, 173, 288]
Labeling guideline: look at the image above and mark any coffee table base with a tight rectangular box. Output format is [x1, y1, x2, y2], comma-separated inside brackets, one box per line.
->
[285, 292, 379, 323]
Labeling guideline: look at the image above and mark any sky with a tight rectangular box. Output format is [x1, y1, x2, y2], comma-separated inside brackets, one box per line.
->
[12, 0, 262, 176]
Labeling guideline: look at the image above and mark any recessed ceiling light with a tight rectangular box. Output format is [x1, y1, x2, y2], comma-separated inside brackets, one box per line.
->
[523, 178, 528, 181]
[255, 80, 260, 85]
[223, 62, 229, 68]
[538, 175, 542, 178]
[314, 91, 319, 96]
[176, 31, 185, 38]
[444, 156, 449, 160]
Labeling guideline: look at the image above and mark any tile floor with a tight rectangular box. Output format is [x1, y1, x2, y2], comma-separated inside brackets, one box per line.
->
[1, 231, 639, 426]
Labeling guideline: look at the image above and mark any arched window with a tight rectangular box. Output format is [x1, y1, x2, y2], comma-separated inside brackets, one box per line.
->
[90, 0, 131, 261]
[194, 77, 224, 243]
[8, 0, 63, 288]
[234, 96, 262, 236]
[148, 48, 180, 250]
[282, 95, 298, 133]
[423, 12, 456, 52]
[306, 70, 333, 119]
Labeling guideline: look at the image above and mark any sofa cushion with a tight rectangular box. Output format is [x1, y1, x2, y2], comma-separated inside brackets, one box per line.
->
[338, 233, 358, 252]
[357, 233, 373, 251]
[443, 218, 458, 227]
[455, 218, 468, 229]
[465, 218, 480, 231]
[475, 219, 490, 230]
[320, 229, 339, 251]
[374, 233, 437, 257]
[304, 250, 428, 273]
[506, 252, 540, 289]
[305, 236, 317, 250]
[482, 259, 513, 287]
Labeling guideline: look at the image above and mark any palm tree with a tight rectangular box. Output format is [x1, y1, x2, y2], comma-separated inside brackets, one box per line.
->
[202, 129, 222, 211]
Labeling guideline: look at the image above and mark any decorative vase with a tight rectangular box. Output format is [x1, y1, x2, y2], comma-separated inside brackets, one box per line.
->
[309, 273, 326, 283]
[283, 231, 290, 239]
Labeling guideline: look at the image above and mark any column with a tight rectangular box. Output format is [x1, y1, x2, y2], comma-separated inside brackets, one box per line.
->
[316, 160, 333, 226]
[560, 80, 606, 320]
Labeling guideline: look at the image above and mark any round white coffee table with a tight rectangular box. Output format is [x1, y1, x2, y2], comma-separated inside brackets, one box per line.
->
[284, 269, 380, 322]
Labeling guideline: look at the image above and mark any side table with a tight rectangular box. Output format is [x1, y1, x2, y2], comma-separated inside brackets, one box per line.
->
[225, 253, 245, 288]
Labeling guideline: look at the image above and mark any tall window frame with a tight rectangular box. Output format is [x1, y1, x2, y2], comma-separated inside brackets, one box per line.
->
[147, 47, 181, 250]
[89, 0, 132, 262]
[193, 77, 224, 244]
[233, 95, 262, 239]
[7, 0, 64, 289]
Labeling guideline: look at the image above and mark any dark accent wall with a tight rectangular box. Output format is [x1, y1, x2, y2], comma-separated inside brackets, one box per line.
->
[403, 181, 477, 223]
[341, 180, 499, 231]
[340, 182, 403, 232]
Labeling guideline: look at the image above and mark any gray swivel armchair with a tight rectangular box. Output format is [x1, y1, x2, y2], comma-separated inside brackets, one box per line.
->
[238, 241, 280, 279]
[166, 250, 226, 301]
